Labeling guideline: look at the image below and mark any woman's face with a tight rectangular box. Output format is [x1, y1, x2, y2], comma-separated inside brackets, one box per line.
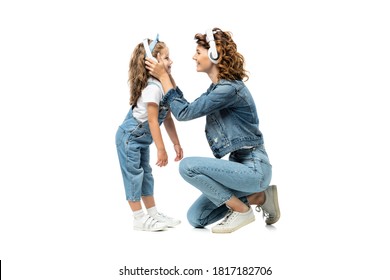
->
[192, 45, 213, 73]
[159, 47, 173, 74]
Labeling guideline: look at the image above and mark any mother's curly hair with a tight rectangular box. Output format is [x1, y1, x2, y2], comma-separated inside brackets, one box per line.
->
[194, 28, 249, 81]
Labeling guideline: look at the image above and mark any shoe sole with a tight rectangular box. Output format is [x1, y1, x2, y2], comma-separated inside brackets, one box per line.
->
[212, 215, 255, 234]
[266, 185, 280, 225]
[166, 221, 181, 227]
[133, 225, 167, 232]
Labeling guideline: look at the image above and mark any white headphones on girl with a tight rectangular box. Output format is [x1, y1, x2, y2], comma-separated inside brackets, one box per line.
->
[206, 29, 219, 64]
[142, 34, 159, 62]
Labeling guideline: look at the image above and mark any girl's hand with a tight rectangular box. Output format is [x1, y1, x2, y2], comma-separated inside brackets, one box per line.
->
[173, 144, 183, 161]
[156, 149, 168, 167]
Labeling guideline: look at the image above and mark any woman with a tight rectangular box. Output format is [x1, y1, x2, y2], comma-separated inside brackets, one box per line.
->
[146, 28, 280, 233]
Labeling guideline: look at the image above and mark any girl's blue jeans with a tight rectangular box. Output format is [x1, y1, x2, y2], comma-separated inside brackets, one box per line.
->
[115, 106, 168, 201]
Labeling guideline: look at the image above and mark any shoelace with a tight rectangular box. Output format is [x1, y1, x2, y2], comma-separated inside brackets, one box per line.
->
[217, 210, 237, 225]
[256, 205, 271, 219]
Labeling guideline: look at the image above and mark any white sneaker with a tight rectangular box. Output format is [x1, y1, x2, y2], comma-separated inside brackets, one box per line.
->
[133, 214, 167, 231]
[211, 207, 255, 233]
[151, 212, 181, 227]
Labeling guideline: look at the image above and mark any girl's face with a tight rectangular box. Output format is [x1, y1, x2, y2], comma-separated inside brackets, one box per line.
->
[192, 45, 214, 73]
[159, 47, 173, 74]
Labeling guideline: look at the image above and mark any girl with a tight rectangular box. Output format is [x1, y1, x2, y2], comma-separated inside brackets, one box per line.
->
[115, 35, 183, 231]
[146, 28, 280, 233]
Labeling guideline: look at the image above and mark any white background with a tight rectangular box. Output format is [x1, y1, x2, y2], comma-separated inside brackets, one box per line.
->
[1, 0, 389, 279]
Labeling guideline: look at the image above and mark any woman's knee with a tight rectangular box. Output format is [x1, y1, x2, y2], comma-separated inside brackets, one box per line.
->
[178, 158, 189, 176]
[179, 157, 198, 178]
[187, 207, 203, 228]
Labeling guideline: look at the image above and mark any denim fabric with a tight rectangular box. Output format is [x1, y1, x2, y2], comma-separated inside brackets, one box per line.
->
[181, 145, 272, 227]
[162, 80, 263, 158]
[115, 103, 169, 201]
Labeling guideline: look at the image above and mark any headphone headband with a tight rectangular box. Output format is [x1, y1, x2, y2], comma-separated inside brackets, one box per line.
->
[206, 29, 219, 64]
[142, 34, 159, 62]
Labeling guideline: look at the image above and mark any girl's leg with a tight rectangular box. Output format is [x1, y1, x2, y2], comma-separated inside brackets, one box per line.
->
[117, 130, 166, 231]
[139, 145, 154, 199]
[128, 200, 143, 211]
[142, 195, 156, 209]
[138, 146, 180, 227]
[116, 132, 145, 202]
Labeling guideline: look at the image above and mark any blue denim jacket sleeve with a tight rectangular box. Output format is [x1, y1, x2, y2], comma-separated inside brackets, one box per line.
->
[162, 80, 264, 158]
[162, 82, 239, 121]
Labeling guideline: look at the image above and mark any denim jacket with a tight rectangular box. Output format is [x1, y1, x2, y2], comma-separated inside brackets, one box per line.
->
[162, 79, 264, 158]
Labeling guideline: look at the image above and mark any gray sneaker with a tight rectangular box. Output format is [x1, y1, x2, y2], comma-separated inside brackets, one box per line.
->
[255, 185, 280, 225]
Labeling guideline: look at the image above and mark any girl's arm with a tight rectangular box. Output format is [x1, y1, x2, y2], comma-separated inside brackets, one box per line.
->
[163, 110, 183, 162]
[147, 103, 168, 167]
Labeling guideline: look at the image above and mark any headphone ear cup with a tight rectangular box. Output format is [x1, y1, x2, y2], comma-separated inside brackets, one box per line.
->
[208, 47, 219, 64]
[206, 29, 219, 64]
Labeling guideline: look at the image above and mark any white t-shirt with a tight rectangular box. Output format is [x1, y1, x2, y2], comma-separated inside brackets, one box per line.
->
[132, 78, 164, 122]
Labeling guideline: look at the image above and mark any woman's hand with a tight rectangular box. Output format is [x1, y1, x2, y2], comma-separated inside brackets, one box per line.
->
[146, 53, 175, 94]
[145, 53, 167, 80]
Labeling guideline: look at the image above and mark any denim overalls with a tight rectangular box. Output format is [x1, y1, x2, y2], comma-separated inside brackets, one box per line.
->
[115, 101, 169, 201]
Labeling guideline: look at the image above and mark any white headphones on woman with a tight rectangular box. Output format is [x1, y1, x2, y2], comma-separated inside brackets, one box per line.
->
[206, 29, 219, 64]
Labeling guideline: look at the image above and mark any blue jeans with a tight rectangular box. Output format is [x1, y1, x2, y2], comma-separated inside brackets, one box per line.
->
[115, 106, 168, 201]
[180, 145, 272, 227]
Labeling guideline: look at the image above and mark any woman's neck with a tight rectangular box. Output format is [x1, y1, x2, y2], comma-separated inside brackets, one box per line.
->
[208, 67, 219, 84]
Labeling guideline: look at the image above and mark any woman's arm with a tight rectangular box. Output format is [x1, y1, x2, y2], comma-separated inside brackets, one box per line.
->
[163, 111, 183, 162]
[166, 84, 238, 122]
[147, 103, 168, 167]
[146, 56, 238, 121]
